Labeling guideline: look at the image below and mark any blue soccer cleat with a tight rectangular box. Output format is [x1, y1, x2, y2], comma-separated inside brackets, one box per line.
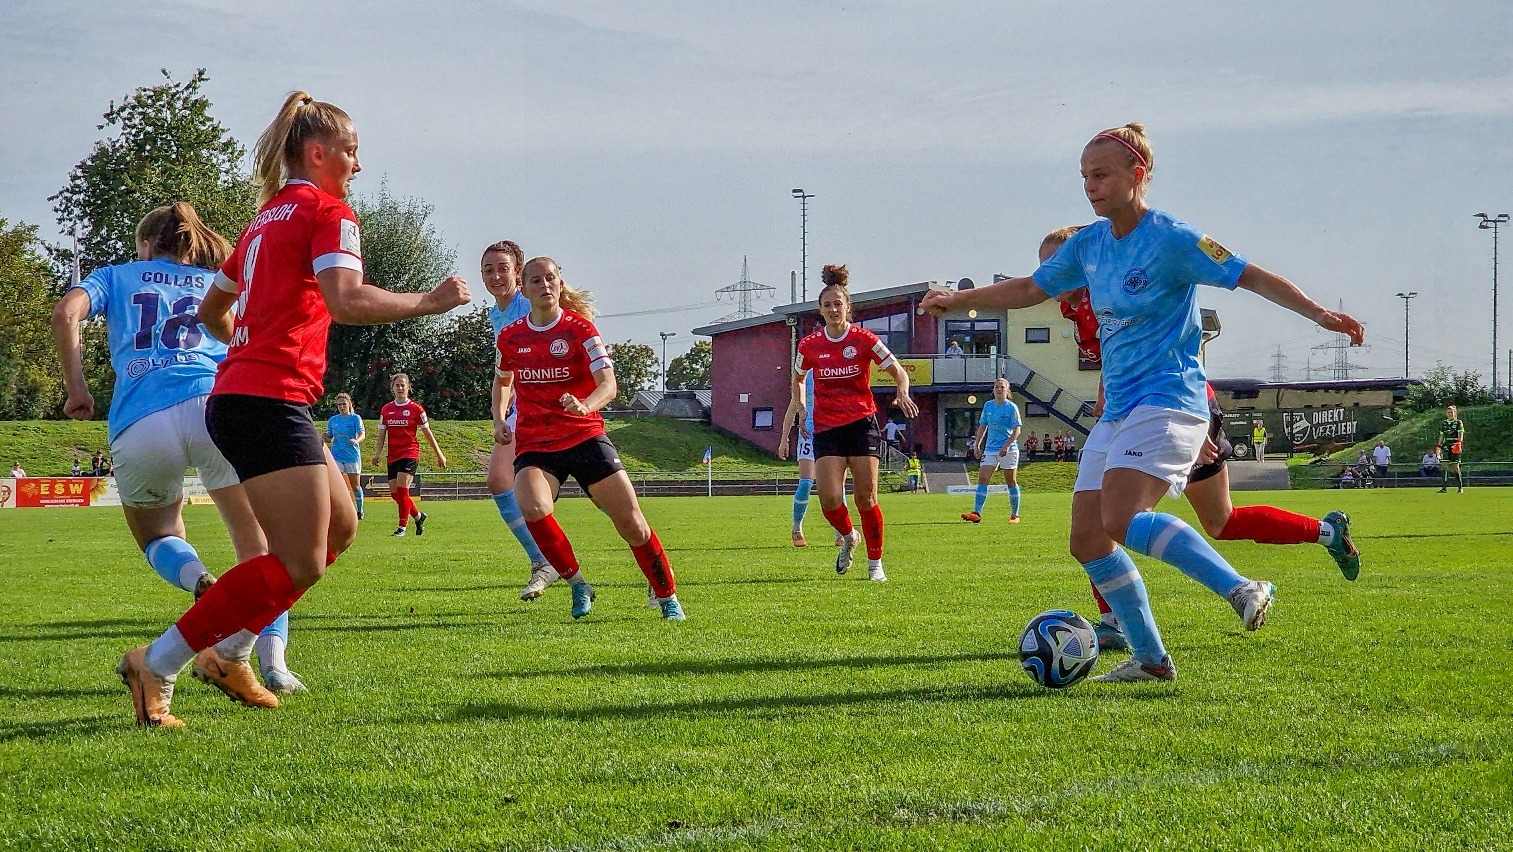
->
[570, 582, 595, 619]
[1321, 510, 1360, 581]
[659, 596, 686, 621]
[1093, 619, 1130, 652]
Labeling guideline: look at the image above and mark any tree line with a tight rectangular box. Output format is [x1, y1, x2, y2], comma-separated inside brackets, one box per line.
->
[0, 69, 710, 423]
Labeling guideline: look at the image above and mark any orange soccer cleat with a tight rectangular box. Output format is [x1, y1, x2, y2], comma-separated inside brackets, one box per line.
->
[961, 512, 982, 524]
[792, 529, 808, 547]
[192, 648, 279, 710]
[117, 646, 185, 728]
[1009, 515, 1021, 524]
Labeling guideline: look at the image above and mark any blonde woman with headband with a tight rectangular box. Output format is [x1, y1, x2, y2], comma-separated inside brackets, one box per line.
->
[925, 122, 1363, 684]
[113, 91, 470, 727]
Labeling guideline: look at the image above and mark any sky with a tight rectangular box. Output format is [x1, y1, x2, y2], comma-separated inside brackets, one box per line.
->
[4, 0, 1511, 384]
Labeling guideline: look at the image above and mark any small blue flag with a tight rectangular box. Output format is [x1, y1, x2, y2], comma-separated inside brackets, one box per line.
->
[701, 446, 713, 466]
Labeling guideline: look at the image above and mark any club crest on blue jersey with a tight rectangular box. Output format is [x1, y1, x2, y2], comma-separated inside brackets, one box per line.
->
[1122, 267, 1150, 295]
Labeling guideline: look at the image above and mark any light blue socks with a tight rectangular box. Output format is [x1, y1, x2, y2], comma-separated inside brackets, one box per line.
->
[1008, 485, 1021, 516]
[493, 489, 547, 563]
[973, 484, 988, 514]
[1083, 548, 1167, 664]
[354, 486, 364, 516]
[1125, 511, 1246, 599]
[144, 536, 207, 593]
[793, 478, 813, 530]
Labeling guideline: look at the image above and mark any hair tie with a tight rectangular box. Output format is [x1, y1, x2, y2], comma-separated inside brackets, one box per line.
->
[300, 96, 313, 106]
[1095, 132, 1148, 168]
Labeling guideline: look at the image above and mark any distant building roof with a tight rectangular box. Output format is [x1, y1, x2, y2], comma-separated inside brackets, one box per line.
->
[1210, 377, 1420, 392]
[693, 281, 935, 337]
[632, 389, 712, 411]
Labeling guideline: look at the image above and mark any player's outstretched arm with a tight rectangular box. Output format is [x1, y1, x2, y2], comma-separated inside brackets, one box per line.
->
[921, 276, 1050, 317]
[50, 289, 95, 420]
[319, 268, 471, 325]
[1237, 264, 1364, 345]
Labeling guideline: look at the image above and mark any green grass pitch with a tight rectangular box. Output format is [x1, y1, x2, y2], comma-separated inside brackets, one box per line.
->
[1, 489, 1510, 850]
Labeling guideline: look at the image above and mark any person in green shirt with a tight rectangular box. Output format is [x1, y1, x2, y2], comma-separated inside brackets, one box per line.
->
[906, 452, 922, 492]
[1435, 404, 1466, 493]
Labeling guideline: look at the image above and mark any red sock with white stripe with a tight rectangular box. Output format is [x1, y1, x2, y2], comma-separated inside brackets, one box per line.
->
[821, 504, 854, 536]
[631, 529, 675, 598]
[1217, 505, 1320, 544]
[525, 515, 581, 580]
[859, 504, 884, 560]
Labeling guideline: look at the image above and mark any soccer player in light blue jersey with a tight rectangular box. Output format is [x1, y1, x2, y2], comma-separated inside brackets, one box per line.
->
[52, 202, 303, 695]
[325, 392, 366, 519]
[961, 378, 1023, 524]
[481, 240, 558, 600]
[925, 122, 1364, 683]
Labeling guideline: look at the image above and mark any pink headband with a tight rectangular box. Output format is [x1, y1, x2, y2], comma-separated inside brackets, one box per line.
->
[1095, 132, 1148, 168]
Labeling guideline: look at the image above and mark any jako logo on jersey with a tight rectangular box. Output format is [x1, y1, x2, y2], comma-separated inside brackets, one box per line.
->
[518, 366, 572, 381]
[842, 345, 857, 359]
[1123, 449, 1144, 457]
[550, 339, 570, 357]
[249, 203, 298, 231]
[1121, 267, 1150, 295]
[517, 347, 533, 354]
[817, 365, 861, 379]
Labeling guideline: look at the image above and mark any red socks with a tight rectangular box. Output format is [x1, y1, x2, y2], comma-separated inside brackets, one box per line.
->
[525, 515, 580, 580]
[393, 487, 414, 525]
[1090, 581, 1112, 616]
[822, 504, 854, 536]
[859, 504, 884, 560]
[1218, 505, 1320, 545]
[176, 554, 300, 649]
[632, 530, 676, 598]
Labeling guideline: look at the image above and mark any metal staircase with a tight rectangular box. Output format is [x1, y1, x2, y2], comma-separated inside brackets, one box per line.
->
[997, 356, 1099, 436]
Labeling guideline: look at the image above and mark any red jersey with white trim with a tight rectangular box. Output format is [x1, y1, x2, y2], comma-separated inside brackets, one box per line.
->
[379, 400, 428, 462]
[796, 324, 896, 431]
[495, 309, 612, 454]
[213, 180, 363, 405]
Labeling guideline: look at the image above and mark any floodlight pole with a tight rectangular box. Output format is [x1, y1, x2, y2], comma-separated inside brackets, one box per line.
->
[659, 331, 677, 391]
[792, 189, 813, 302]
[1476, 213, 1510, 397]
[1395, 291, 1417, 378]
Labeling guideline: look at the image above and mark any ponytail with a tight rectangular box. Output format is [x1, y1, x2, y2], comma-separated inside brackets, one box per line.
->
[1090, 122, 1154, 193]
[252, 91, 353, 206]
[819, 263, 853, 322]
[523, 256, 596, 320]
[135, 201, 232, 269]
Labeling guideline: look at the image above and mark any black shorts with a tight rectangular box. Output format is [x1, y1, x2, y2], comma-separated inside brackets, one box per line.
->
[387, 457, 419, 481]
[515, 434, 625, 489]
[1190, 412, 1233, 485]
[205, 393, 327, 482]
[814, 416, 882, 459]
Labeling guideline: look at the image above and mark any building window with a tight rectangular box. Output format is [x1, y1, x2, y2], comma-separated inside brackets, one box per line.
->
[944, 319, 1002, 355]
[861, 310, 911, 355]
[1025, 327, 1051, 344]
[752, 408, 775, 430]
[1024, 403, 1051, 418]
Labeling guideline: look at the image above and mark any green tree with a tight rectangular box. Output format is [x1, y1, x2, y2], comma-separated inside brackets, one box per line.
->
[0, 220, 64, 419]
[408, 307, 496, 421]
[322, 182, 458, 415]
[607, 341, 660, 407]
[1404, 363, 1494, 412]
[50, 68, 255, 277]
[665, 340, 712, 390]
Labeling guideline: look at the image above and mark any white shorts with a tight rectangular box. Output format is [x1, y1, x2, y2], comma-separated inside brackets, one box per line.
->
[1073, 405, 1208, 499]
[336, 459, 362, 476]
[797, 434, 815, 462]
[982, 445, 1020, 470]
[111, 395, 240, 508]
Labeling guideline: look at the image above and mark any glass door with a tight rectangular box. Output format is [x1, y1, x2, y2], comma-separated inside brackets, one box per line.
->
[944, 407, 980, 458]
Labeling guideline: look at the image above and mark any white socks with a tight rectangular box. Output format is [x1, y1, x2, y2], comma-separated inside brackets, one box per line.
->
[256, 634, 288, 676]
[145, 627, 194, 679]
[1318, 521, 1336, 547]
[213, 629, 257, 662]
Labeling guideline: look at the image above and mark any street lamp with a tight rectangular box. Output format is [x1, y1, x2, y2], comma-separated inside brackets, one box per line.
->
[659, 331, 677, 391]
[792, 189, 813, 302]
[1394, 291, 1417, 378]
[1476, 212, 1510, 396]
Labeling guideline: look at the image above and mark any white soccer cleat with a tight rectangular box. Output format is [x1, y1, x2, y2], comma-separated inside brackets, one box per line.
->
[1227, 580, 1275, 632]
[835, 529, 861, 574]
[262, 668, 307, 694]
[519, 562, 560, 601]
[867, 560, 887, 583]
[1091, 656, 1177, 683]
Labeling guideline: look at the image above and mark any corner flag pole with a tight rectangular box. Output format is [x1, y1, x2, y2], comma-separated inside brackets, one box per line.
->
[703, 446, 713, 497]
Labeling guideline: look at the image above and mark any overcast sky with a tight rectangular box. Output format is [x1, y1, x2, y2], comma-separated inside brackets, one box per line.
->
[4, 1, 1511, 382]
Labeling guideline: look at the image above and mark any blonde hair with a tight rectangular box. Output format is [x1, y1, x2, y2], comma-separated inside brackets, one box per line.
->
[252, 91, 354, 206]
[1089, 122, 1154, 192]
[818, 263, 853, 322]
[335, 392, 353, 404]
[135, 202, 232, 269]
[1040, 224, 1086, 252]
[523, 256, 596, 320]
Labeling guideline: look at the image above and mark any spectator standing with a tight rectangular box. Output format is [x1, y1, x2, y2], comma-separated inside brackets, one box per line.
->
[1251, 420, 1268, 461]
[90, 450, 105, 476]
[945, 339, 964, 357]
[884, 419, 905, 451]
[1371, 440, 1391, 486]
[9, 462, 25, 479]
[906, 452, 922, 492]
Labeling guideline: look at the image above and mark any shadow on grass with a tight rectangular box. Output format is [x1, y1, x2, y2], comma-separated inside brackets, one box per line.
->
[0, 684, 118, 700]
[0, 714, 119, 744]
[0, 617, 160, 643]
[451, 680, 1171, 722]
[475, 650, 1020, 680]
[400, 576, 801, 594]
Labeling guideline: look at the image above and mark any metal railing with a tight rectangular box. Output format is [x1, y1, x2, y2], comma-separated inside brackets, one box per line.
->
[895, 353, 1097, 434]
[1290, 460, 1513, 488]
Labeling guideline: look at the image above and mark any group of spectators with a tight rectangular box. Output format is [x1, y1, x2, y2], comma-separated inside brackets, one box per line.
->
[7, 451, 112, 480]
[1336, 438, 1444, 488]
[1025, 431, 1078, 462]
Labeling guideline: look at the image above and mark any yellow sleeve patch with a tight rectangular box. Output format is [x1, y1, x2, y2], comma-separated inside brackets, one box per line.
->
[1197, 235, 1232, 264]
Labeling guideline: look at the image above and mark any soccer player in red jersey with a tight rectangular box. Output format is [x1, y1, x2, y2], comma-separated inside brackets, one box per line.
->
[113, 91, 469, 726]
[495, 257, 684, 621]
[372, 373, 447, 537]
[778, 264, 918, 581]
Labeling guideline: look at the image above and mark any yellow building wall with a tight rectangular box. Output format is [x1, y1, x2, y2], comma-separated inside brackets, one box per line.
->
[999, 301, 1100, 403]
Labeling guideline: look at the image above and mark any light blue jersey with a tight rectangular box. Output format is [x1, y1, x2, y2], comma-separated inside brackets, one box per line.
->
[327, 412, 364, 464]
[489, 291, 531, 339]
[1032, 209, 1246, 421]
[980, 398, 1021, 454]
[74, 259, 225, 442]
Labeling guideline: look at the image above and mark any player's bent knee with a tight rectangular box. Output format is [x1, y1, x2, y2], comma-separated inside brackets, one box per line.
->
[485, 472, 513, 494]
